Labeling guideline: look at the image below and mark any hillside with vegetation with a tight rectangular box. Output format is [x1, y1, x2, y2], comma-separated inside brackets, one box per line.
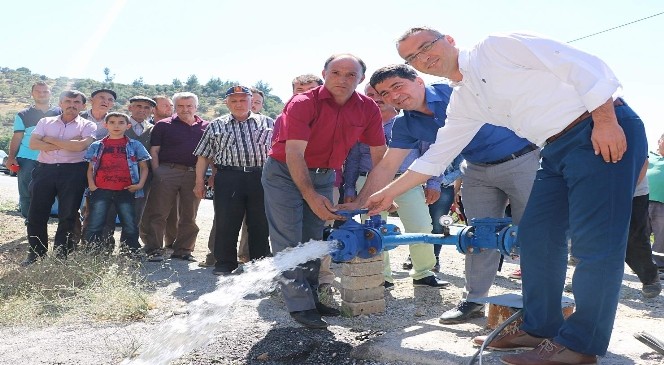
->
[0, 66, 285, 152]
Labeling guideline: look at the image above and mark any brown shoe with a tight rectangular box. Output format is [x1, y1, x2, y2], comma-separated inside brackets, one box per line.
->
[500, 340, 597, 365]
[472, 328, 545, 351]
[198, 252, 216, 267]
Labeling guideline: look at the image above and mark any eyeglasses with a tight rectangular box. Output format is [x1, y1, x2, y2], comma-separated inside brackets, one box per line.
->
[404, 36, 443, 65]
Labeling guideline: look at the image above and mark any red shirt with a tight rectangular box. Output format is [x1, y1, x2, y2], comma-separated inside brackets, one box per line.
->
[95, 137, 132, 190]
[269, 86, 385, 169]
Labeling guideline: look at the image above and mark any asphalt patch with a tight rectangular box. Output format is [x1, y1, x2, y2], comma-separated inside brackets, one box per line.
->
[246, 327, 355, 364]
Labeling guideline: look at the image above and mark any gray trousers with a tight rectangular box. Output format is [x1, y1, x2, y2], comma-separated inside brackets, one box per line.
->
[460, 149, 539, 300]
[261, 158, 334, 312]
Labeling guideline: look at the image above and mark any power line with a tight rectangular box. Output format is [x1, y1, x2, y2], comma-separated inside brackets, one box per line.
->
[567, 11, 664, 43]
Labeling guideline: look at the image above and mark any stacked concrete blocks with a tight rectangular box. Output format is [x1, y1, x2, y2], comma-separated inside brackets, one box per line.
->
[340, 255, 386, 316]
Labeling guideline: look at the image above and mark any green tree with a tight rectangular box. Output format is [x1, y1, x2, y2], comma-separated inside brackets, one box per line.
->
[253, 80, 272, 95]
[103, 67, 115, 83]
[204, 77, 223, 94]
[185, 75, 199, 91]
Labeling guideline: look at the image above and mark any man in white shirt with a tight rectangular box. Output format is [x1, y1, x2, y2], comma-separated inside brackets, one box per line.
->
[365, 27, 647, 365]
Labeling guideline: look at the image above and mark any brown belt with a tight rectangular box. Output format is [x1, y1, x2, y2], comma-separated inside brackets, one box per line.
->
[546, 98, 625, 144]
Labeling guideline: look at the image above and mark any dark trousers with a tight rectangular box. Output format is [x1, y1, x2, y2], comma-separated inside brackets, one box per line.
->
[27, 162, 88, 256]
[213, 169, 270, 271]
[626, 194, 659, 284]
[84, 189, 139, 252]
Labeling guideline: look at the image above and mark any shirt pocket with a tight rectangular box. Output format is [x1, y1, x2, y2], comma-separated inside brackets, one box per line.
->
[343, 123, 366, 148]
[252, 128, 272, 146]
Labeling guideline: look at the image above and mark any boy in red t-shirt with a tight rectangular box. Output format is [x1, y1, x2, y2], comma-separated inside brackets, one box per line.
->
[83, 112, 151, 255]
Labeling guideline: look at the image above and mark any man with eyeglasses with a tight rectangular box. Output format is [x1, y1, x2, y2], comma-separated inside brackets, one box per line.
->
[365, 27, 647, 365]
[351, 64, 539, 323]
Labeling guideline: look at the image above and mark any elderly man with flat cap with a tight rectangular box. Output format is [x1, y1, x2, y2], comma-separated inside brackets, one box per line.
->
[76, 88, 117, 247]
[125, 96, 156, 231]
[80, 88, 117, 139]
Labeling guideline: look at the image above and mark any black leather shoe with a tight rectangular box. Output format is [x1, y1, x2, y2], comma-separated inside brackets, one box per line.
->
[402, 255, 413, 270]
[413, 275, 450, 287]
[642, 280, 662, 299]
[20, 252, 39, 267]
[170, 254, 197, 262]
[290, 309, 328, 328]
[315, 302, 341, 317]
[439, 301, 485, 324]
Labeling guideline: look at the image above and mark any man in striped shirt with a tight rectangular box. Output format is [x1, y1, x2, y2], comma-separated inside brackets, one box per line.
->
[193, 86, 273, 276]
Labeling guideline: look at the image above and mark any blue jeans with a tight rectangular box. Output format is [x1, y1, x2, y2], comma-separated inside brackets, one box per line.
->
[519, 102, 647, 355]
[428, 185, 455, 258]
[84, 188, 139, 252]
[16, 157, 38, 219]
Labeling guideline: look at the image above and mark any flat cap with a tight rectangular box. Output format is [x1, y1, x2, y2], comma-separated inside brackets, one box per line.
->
[91, 88, 117, 100]
[129, 95, 156, 107]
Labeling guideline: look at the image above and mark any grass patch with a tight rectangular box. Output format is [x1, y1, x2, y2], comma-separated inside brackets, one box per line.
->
[0, 198, 18, 213]
[0, 252, 152, 325]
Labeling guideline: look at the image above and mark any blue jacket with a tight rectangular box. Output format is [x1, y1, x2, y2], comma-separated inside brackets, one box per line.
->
[84, 136, 151, 198]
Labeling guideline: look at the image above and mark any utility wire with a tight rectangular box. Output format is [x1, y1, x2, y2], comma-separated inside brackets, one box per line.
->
[568, 11, 664, 43]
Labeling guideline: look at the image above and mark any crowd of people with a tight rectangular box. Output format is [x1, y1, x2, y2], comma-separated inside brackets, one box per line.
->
[6, 26, 664, 365]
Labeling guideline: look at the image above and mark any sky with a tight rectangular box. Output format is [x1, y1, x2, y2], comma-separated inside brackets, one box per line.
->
[2, 0, 663, 148]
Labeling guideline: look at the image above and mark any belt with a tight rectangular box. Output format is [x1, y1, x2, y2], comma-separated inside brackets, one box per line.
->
[216, 165, 262, 172]
[479, 144, 538, 166]
[166, 163, 195, 172]
[309, 167, 331, 174]
[546, 98, 625, 144]
[37, 162, 86, 168]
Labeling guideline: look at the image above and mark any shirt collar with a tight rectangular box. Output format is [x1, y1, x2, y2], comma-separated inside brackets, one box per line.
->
[100, 135, 129, 143]
[319, 85, 363, 105]
[84, 109, 105, 123]
[230, 112, 255, 123]
[173, 114, 204, 125]
[452, 49, 471, 87]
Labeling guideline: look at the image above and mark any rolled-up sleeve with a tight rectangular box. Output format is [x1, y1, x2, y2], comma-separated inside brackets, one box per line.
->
[410, 118, 482, 176]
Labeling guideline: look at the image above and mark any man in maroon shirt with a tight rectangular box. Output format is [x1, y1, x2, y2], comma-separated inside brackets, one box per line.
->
[262, 54, 387, 328]
[140, 92, 208, 262]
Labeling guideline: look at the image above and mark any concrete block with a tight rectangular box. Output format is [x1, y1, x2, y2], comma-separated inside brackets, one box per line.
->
[340, 273, 384, 290]
[340, 287, 384, 303]
[347, 255, 383, 264]
[341, 260, 384, 277]
[342, 299, 386, 316]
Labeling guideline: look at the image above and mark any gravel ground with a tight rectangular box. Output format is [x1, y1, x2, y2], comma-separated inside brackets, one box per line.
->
[0, 173, 663, 365]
